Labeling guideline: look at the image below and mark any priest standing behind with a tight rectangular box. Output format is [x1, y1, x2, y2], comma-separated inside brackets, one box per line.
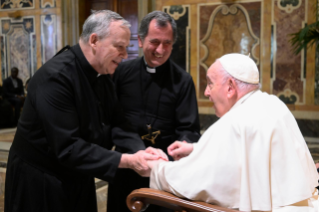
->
[148, 53, 319, 212]
[108, 11, 201, 212]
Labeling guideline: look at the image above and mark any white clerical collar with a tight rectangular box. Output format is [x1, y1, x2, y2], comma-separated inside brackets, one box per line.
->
[143, 57, 156, 73]
[146, 66, 156, 73]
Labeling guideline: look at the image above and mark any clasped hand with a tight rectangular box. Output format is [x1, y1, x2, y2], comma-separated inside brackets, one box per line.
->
[120, 147, 168, 177]
[121, 142, 193, 177]
[146, 141, 194, 174]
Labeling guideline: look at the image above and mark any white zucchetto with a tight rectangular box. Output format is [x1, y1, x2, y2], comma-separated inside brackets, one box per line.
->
[219, 53, 259, 84]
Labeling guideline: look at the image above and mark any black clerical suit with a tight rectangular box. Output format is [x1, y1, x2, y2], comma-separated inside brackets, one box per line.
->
[0, 86, 13, 128]
[2, 76, 24, 124]
[4, 44, 143, 212]
[108, 57, 201, 212]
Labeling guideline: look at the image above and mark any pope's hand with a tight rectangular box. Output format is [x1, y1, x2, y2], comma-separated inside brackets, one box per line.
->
[147, 158, 166, 169]
[145, 147, 168, 161]
[167, 140, 193, 161]
[119, 150, 159, 177]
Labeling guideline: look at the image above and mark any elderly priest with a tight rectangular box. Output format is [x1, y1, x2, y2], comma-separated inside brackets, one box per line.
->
[148, 53, 319, 212]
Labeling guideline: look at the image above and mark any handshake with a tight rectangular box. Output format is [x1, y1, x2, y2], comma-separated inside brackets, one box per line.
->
[119, 141, 194, 177]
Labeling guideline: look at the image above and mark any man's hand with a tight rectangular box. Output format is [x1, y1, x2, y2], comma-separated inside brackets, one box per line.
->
[167, 141, 193, 161]
[119, 150, 160, 177]
[147, 158, 166, 169]
[145, 147, 168, 161]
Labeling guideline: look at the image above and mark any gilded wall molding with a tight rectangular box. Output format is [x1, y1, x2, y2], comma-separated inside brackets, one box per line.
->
[277, 0, 302, 13]
[0, 0, 34, 11]
[41, 14, 56, 64]
[271, 0, 307, 105]
[163, 5, 190, 73]
[41, 0, 55, 8]
[0, 16, 36, 83]
[199, 4, 260, 71]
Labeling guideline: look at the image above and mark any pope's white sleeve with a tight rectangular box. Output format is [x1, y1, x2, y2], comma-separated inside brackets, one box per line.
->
[150, 161, 185, 198]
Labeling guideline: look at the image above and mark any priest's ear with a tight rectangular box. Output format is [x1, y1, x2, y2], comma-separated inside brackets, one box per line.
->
[138, 35, 144, 48]
[226, 78, 237, 99]
[88, 33, 99, 48]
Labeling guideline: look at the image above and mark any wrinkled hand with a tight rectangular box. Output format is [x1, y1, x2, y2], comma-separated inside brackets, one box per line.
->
[147, 158, 166, 169]
[167, 140, 193, 161]
[119, 150, 159, 177]
[145, 147, 168, 161]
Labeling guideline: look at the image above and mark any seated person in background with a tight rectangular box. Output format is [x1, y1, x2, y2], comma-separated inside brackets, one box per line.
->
[0, 85, 13, 128]
[148, 53, 319, 212]
[2, 67, 25, 125]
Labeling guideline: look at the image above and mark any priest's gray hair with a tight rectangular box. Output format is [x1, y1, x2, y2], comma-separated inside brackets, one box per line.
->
[80, 10, 131, 43]
[138, 11, 177, 43]
[218, 60, 261, 92]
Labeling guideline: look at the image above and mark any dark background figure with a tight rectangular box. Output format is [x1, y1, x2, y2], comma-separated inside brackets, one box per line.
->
[108, 11, 201, 212]
[2, 67, 25, 126]
[0, 85, 13, 128]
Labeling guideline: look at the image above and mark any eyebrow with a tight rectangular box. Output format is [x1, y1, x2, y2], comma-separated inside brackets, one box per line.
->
[149, 38, 172, 43]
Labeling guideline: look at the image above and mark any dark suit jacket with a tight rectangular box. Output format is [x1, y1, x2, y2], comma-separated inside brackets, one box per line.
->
[2, 77, 24, 99]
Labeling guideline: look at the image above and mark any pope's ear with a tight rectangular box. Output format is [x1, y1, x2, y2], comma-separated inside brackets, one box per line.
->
[88, 33, 99, 48]
[227, 78, 237, 98]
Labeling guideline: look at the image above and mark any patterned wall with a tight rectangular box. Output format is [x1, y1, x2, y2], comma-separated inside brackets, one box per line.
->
[0, 17, 36, 83]
[41, 14, 57, 64]
[198, 2, 261, 99]
[0, 0, 60, 84]
[158, 0, 319, 147]
[271, 0, 307, 105]
[163, 5, 190, 73]
[0, 0, 34, 11]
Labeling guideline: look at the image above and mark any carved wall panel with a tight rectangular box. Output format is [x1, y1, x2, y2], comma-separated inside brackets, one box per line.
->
[271, 0, 307, 105]
[0, 0, 62, 85]
[41, 14, 57, 64]
[0, 0, 34, 11]
[0, 17, 36, 83]
[198, 2, 261, 99]
[41, 0, 55, 8]
[164, 5, 190, 73]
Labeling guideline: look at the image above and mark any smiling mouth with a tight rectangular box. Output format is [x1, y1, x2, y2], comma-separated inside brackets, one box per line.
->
[154, 54, 163, 58]
[113, 60, 120, 65]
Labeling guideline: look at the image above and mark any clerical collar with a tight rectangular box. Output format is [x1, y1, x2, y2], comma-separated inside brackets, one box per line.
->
[143, 57, 156, 73]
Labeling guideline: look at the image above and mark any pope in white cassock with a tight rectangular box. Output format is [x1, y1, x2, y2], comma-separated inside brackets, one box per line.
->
[147, 53, 319, 212]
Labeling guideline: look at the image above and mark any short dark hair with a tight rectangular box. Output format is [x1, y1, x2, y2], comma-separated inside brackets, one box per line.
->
[138, 11, 177, 43]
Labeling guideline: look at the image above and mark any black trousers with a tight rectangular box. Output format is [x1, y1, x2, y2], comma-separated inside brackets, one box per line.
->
[5, 150, 98, 212]
[6, 97, 23, 125]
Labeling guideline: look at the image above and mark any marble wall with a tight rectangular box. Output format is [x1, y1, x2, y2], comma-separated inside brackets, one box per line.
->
[164, 5, 190, 73]
[198, 2, 261, 99]
[272, 0, 307, 104]
[0, 17, 36, 83]
[0, 0, 61, 85]
[157, 0, 319, 142]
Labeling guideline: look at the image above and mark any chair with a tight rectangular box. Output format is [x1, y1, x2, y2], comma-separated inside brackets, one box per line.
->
[126, 188, 241, 212]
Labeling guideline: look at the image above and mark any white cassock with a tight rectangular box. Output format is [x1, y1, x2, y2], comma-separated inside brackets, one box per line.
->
[150, 90, 319, 212]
